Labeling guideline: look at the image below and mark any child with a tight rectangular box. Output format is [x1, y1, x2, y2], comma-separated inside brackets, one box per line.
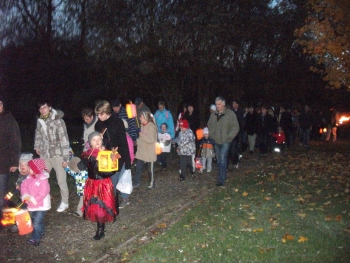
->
[63, 152, 88, 218]
[198, 128, 215, 173]
[173, 119, 196, 181]
[157, 123, 172, 170]
[133, 111, 158, 189]
[20, 159, 51, 246]
[272, 126, 286, 152]
[80, 131, 118, 240]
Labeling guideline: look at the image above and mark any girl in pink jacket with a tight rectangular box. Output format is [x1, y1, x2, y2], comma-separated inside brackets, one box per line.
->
[20, 159, 51, 246]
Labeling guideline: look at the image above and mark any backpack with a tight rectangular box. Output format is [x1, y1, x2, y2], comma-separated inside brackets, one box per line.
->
[126, 133, 135, 164]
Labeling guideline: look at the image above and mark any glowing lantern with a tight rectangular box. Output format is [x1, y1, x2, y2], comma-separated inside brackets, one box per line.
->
[1, 208, 18, 226]
[195, 157, 203, 169]
[155, 143, 162, 155]
[323, 128, 327, 133]
[97, 150, 118, 172]
[196, 128, 204, 140]
[126, 102, 137, 118]
[339, 116, 350, 125]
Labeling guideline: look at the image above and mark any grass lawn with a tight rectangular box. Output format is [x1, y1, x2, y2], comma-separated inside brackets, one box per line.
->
[129, 141, 350, 263]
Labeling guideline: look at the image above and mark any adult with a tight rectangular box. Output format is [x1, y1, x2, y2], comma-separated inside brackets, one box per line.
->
[256, 106, 275, 156]
[324, 106, 340, 142]
[299, 104, 314, 147]
[230, 99, 245, 168]
[134, 97, 151, 128]
[82, 107, 98, 151]
[34, 99, 70, 212]
[245, 105, 257, 154]
[154, 100, 175, 138]
[94, 101, 132, 208]
[277, 105, 293, 147]
[175, 103, 188, 132]
[0, 95, 21, 228]
[207, 97, 239, 186]
[111, 98, 138, 143]
[183, 103, 200, 135]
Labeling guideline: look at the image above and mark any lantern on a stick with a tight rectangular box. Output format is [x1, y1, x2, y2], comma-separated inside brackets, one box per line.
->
[196, 128, 204, 140]
[126, 101, 137, 119]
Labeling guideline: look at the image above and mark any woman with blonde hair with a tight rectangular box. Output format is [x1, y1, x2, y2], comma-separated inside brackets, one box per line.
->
[133, 111, 158, 189]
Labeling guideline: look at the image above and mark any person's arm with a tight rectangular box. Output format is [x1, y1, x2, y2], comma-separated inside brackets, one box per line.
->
[34, 120, 42, 155]
[57, 120, 70, 162]
[167, 111, 175, 138]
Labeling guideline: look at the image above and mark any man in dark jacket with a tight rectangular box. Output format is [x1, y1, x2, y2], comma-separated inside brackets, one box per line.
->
[256, 106, 275, 155]
[299, 105, 314, 147]
[0, 95, 21, 227]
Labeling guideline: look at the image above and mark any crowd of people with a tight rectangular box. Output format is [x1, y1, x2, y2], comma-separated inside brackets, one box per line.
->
[0, 94, 342, 246]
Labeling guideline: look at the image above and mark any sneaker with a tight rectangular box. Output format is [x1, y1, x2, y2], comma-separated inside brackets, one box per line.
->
[72, 212, 82, 218]
[207, 170, 211, 173]
[148, 181, 156, 189]
[191, 171, 196, 178]
[133, 183, 140, 189]
[198, 169, 203, 174]
[233, 164, 239, 169]
[57, 202, 69, 212]
[216, 182, 224, 187]
[27, 239, 40, 246]
[119, 198, 130, 209]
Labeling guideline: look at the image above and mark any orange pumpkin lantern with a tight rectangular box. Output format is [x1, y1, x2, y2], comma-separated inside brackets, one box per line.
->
[126, 102, 137, 118]
[196, 128, 204, 140]
[155, 142, 162, 155]
[97, 150, 118, 172]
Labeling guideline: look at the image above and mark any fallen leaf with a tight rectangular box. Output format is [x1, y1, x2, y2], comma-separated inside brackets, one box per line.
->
[335, 215, 342, 221]
[249, 216, 256, 220]
[264, 196, 272, 201]
[325, 216, 332, 221]
[297, 213, 306, 219]
[253, 228, 264, 232]
[323, 201, 331, 206]
[298, 236, 308, 242]
[157, 223, 167, 228]
[282, 233, 294, 243]
[276, 203, 281, 207]
[242, 192, 249, 197]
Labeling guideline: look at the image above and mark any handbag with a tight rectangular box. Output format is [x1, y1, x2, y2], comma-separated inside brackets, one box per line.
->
[116, 169, 133, 194]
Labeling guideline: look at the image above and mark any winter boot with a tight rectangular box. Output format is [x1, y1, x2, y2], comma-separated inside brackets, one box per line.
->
[93, 223, 105, 240]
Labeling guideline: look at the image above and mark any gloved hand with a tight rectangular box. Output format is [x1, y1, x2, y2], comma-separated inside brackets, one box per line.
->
[29, 196, 38, 205]
[21, 194, 30, 202]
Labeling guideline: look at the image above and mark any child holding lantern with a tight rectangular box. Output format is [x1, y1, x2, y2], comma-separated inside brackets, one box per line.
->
[80, 131, 118, 241]
[20, 159, 51, 246]
[198, 128, 215, 173]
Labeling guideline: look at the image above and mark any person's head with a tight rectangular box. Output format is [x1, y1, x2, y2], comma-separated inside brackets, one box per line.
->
[81, 107, 95, 125]
[0, 95, 4, 114]
[140, 111, 155, 125]
[267, 108, 274, 117]
[232, 100, 239, 110]
[179, 119, 189, 132]
[19, 153, 33, 176]
[305, 105, 310, 112]
[188, 104, 194, 114]
[38, 100, 52, 117]
[28, 159, 46, 177]
[248, 106, 254, 114]
[158, 101, 166, 112]
[261, 106, 267, 115]
[277, 126, 283, 133]
[111, 99, 122, 114]
[134, 97, 143, 109]
[160, 123, 168, 133]
[95, 100, 112, 121]
[210, 104, 216, 114]
[203, 127, 209, 139]
[215, 96, 226, 113]
[183, 103, 189, 112]
[88, 131, 103, 149]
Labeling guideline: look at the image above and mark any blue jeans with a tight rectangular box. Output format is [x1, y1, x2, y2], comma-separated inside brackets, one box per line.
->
[0, 174, 9, 210]
[299, 128, 310, 146]
[111, 164, 129, 199]
[29, 211, 46, 242]
[214, 142, 231, 185]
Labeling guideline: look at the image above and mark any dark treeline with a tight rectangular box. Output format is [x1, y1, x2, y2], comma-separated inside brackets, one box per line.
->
[1, 0, 349, 123]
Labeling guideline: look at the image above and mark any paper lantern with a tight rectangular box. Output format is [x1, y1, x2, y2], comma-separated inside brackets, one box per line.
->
[155, 143, 162, 155]
[195, 157, 203, 169]
[196, 128, 204, 140]
[1, 208, 18, 226]
[126, 102, 137, 118]
[97, 150, 118, 172]
[15, 210, 33, 235]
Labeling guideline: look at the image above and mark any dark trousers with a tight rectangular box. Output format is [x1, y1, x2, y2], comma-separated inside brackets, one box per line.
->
[180, 155, 193, 179]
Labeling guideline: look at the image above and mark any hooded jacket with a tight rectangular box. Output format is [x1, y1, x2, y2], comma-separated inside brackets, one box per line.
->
[34, 109, 70, 162]
[0, 111, 21, 174]
[21, 171, 51, 211]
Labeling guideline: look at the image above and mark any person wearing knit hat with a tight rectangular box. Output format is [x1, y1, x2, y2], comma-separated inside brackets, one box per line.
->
[16, 153, 34, 190]
[88, 131, 102, 145]
[20, 158, 51, 246]
[173, 118, 196, 181]
[198, 127, 215, 174]
[0, 94, 21, 224]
